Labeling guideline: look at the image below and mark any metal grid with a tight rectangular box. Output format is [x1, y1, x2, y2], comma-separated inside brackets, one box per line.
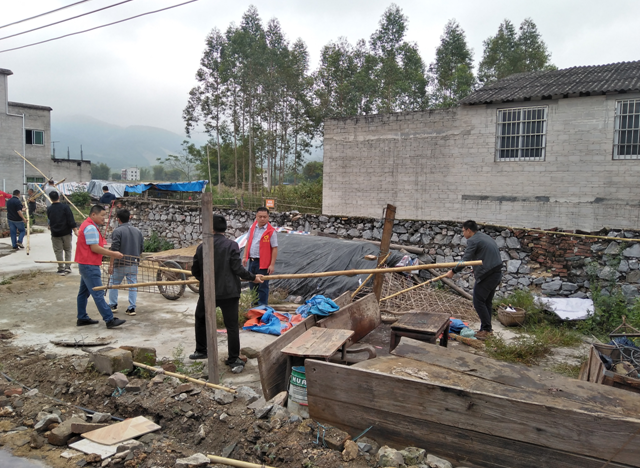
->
[495, 106, 547, 161]
[613, 99, 640, 159]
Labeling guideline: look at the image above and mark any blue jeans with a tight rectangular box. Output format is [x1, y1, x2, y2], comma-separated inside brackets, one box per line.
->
[9, 220, 25, 248]
[248, 259, 269, 305]
[108, 265, 138, 309]
[77, 264, 114, 322]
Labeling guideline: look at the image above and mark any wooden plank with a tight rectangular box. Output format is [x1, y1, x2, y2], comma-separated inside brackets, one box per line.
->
[373, 204, 395, 300]
[281, 328, 354, 358]
[588, 346, 605, 384]
[392, 338, 640, 415]
[306, 358, 640, 467]
[316, 293, 380, 346]
[604, 370, 640, 394]
[333, 290, 352, 308]
[201, 192, 219, 384]
[83, 416, 160, 446]
[257, 315, 316, 400]
[391, 312, 450, 333]
[578, 361, 589, 381]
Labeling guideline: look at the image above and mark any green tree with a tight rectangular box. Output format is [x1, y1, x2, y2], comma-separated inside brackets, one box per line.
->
[478, 18, 555, 84]
[157, 141, 199, 181]
[302, 161, 323, 182]
[139, 167, 151, 180]
[91, 162, 110, 180]
[152, 165, 165, 180]
[429, 19, 475, 107]
[111, 172, 122, 181]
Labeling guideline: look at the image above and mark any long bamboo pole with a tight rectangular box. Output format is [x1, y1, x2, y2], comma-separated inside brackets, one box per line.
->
[93, 261, 482, 291]
[31, 178, 66, 201]
[35, 261, 193, 276]
[380, 273, 449, 302]
[14, 150, 84, 217]
[132, 362, 235, 393]
[351, 252, 390, 299]
[207, 455, 276, 468]
[23, 195, 30, 255]
[33, 183, 52, 204]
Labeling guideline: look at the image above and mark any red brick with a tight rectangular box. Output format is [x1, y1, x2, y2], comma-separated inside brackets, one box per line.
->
[4, 388, 22, 397]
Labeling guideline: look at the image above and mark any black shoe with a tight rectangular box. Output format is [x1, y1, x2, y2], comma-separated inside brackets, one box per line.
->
[77, 318, 99, 326]
[189, 352, 208, 360]
[12, 246, 19, 250]
[125, 307, 136, 316]
[16, 243, 24, 249]
[226, 357, 245, 368]
[106, 318, 126, 329]
[110, 304, 118, 311]
[57, 270, 66, 275]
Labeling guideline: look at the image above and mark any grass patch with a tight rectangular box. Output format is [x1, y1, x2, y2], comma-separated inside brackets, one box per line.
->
[143, 231, 174, 253]
[525, 323, 583, 348]
[494, 289, 547, 325]
[547, 362, 584, 379]
[485, 334, 552, 366]
[0, 277, 12, 286]
[169, 344, 205, 376]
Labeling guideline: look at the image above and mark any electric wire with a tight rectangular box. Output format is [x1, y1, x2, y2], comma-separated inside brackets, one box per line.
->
[0, 0, 93, 30]
[0, 0, 200, 54]
[0, 0, 134, 42]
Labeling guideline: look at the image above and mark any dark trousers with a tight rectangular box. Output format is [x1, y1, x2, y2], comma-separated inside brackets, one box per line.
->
[248, 259, 269, 305]
[472, 269, 503, 332]
[194, 296, 240, 360]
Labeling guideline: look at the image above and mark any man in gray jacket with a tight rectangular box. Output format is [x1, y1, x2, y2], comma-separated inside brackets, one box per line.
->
[446, 220, 503, 339]
[108, 209, 144, 315]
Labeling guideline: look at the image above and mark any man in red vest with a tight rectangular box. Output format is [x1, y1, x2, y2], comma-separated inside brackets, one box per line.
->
[75, 205, 126, 328]
[242, 207, 278, 305]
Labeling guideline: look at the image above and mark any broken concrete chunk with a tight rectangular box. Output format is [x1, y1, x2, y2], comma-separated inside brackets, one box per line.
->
[267, 390, 287, 408]
[90, 412, 111, 423]
[247, 397, 266, 410]
[107, 372, 129, 389]
[324, 426, 351, 451]
[194, 424, 205, 445]
[120, 346, 157, 366]
[400, 447, 426, 465]
[4, 388, 22, 397]
[35, 413, 62, 432]
[29, 432, 44, 449]
[151, 374, 165, 384]
[342, 440, 359, 462]
[125, 379, 143, 393]
[426, 454, 453, 468]
[175, 453, 210, 466]
[269, 404, 289, 420]
[254, 404, 273, 419]
[236, 386, 260, 404]
[90, 348, 133, 375]
[219, 413, 229, 422]
[70, 422, 108, 434]
[175, 383, 194, 394]
[24, 389, 39, 397]
[175, 393, 188, 401]
[117, 439, 142, 452]
[221, 441, 237, 458]
[376, 445, 404, 468]
[213, 389, 234, 405]
[47, 417, 86, 446]
[240, 347, 260, 359]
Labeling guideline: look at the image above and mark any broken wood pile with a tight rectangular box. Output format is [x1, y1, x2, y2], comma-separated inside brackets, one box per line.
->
[307, 337, 640, 468]
[580, 343, 640, 394]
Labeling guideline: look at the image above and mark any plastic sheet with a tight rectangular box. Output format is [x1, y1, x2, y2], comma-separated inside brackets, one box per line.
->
[244, 234, 404, 300]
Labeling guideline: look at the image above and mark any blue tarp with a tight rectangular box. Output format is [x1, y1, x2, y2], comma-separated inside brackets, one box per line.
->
[124, 180, 208, 193]
[296, 295, 340, 318]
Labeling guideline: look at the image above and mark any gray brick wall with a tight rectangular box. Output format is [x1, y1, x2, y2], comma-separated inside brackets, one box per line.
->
[323, 93, 640, 231]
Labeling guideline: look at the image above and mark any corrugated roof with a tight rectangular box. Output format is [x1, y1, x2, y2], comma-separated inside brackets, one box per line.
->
[460, 60, 640, 105]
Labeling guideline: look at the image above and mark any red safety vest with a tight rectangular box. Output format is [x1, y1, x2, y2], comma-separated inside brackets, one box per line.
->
[75, 218, 106, 265]
[244, 222, 275, 270]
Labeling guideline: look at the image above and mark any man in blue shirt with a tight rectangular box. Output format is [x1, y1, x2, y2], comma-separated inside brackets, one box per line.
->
[99, 186, 117, 205]
[6, 190, 26, 250]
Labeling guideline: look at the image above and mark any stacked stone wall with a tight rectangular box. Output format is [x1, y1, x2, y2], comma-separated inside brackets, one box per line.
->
[118, 200, 640, 300]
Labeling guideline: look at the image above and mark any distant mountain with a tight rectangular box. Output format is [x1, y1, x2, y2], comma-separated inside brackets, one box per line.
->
[51, 115, 203, 171]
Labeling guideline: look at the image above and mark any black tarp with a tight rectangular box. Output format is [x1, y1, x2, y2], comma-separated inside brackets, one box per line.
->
[242, 234, 405, 300]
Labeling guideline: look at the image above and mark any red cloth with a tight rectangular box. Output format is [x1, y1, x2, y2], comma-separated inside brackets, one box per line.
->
[74, 218, 106, 265]
[243, 308, 304, 334]
[244, 221, 276, 270]
[0, 191, 11, 208]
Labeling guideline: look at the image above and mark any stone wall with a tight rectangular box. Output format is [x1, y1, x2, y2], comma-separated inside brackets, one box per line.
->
[323, 92, 640, 231]
[120, 200, 640, 300]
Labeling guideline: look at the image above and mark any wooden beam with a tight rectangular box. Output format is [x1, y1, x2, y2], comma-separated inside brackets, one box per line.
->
[373, 204, 395, 300]
[201, 192, 219, 384]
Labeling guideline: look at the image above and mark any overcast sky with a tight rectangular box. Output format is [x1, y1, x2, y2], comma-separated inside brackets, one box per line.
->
[2, 0, 640, 137]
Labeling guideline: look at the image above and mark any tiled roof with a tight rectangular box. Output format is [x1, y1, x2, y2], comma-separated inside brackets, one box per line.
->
[460, 60, 640, 105]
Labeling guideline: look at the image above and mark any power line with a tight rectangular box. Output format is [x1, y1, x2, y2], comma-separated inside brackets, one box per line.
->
[0, 0, 134, 42]
[0, 0, 200, 54]
[0, 0, 94, 30]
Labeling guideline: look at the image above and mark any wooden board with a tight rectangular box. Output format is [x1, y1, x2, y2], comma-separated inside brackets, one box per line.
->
[83, 416, 160, 446]
[316, 293, 380, 346]
[281, 328, 354, 358]
[306, 358, 639, 468]
[69, 439, 119, 459]
[333, 290, 352, 308]
[257, 315, 317, 400]
[392, 337, 640, 415]
[391, 312, 450, 333]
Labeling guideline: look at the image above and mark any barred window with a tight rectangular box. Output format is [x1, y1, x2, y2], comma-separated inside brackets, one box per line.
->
[613, 99, 640, 159]
[495, 107, 547, 161]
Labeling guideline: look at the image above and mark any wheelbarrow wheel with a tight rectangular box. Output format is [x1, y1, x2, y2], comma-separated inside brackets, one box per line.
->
[183, 261, 200, 294]
[157, 260, 186, 300]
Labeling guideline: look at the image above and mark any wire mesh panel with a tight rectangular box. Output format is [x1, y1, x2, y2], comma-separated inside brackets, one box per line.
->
[496, 106, 547, 161]
[614, 99, 640, 159]
[100, 255, 188, 300]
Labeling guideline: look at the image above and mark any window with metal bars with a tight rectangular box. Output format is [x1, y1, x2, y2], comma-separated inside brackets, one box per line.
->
[613, 99, 640, 159]
[495, 107, 547, 161]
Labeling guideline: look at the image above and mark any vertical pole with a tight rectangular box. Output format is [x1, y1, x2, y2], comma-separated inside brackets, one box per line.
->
[201, 192, 219, 383]
[373, 204, 396, 301]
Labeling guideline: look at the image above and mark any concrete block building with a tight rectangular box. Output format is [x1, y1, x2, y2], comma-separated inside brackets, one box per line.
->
[0, 68, 91, 193]
[323, 60, 640, 231]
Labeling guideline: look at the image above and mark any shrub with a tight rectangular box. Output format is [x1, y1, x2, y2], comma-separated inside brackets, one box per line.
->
[143, 231, 174, 252]
[68, 189, 91, 207]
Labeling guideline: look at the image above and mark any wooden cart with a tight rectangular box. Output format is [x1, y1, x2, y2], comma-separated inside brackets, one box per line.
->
[145, 244, 200, 300]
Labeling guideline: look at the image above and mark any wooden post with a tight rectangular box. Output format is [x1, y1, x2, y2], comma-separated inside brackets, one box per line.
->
[23, 195, 30, 255]
[373, 204, 396, 300]
[201, 192, 219, 384]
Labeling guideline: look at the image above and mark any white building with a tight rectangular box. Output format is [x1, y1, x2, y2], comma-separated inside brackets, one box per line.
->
[121, 167, 140, 181]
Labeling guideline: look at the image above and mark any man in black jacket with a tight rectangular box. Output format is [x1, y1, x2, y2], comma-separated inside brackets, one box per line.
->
[190, 214, 263, 372]
[47, 191, 78, 275]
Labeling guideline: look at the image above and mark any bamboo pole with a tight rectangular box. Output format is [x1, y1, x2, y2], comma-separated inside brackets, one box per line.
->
[34, 261, 193, 276]
[132, 361, 235, 393]
[207, 455, 276, 468]
[33, 183, 52, 204]
[92, 261, 482, 291]
[351, 252, 390, 299]
[14, 150, 85, 217]
[31, 178, 65, 201]
[23, 195, 30, 255]
[380, 273, 449, 302]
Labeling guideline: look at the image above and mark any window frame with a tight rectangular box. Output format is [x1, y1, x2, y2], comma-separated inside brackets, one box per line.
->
[25, 129, 45, 146]
[26, 177, 45, 183]
[495, 106, 548, 162]
[613, 99, 640, 160]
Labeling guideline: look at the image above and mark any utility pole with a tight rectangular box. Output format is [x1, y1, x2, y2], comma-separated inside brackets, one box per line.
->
[51, 141, 59, 159]
[80, 145, 83, 161]
[201, 192, 219, 383]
